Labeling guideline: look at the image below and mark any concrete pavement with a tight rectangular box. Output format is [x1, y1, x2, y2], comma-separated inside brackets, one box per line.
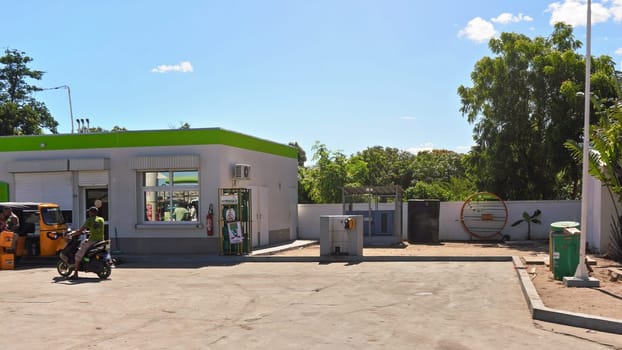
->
[2, 240, 621, 348]
[70, 240, 622, 337]
[2, 256, 622, 348]
[254, 240, 622, 337]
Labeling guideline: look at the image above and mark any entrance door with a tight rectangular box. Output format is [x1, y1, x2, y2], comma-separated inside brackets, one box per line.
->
[249, 186, 269, 247]
[84, 188, 109, 239]
[289, 187, 297, 241]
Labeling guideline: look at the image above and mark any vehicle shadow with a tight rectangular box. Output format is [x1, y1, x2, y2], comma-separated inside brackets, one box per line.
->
[52, 276, 109, 284]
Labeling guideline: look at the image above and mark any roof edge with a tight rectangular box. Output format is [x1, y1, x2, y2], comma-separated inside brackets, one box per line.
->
[0, 128, 297, 159]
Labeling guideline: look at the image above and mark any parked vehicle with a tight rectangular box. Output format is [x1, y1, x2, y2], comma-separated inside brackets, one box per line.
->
[55, 231, 112, 280]
[0, 202, 68, 259]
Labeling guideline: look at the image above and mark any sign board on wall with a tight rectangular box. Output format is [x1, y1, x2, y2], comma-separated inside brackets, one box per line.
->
[220, 194, 238, 205]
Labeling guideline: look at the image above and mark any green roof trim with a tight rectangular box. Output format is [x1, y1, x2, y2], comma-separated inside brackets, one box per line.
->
[0, 128, 297, 159]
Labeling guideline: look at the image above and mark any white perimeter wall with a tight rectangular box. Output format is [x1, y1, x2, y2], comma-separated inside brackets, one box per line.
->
[435, 200, 580, 241]
[299, 200, 585, 243]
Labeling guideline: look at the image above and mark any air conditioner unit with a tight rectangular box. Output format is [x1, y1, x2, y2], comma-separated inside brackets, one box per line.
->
[233, 164, 251, 179]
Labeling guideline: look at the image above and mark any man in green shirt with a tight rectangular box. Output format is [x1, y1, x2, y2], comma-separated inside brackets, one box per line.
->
[174, 205, 189, 221]
[69, 206, 105, 280]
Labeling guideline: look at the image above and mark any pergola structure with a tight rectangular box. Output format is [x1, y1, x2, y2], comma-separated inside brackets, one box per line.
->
[341, 185, 403, 244]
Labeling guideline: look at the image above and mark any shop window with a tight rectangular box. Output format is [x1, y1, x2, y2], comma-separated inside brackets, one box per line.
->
[141, 170, 199, 223]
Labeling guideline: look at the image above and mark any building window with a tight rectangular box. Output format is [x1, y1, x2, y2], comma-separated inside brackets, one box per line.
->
[141, 170, 199, 223]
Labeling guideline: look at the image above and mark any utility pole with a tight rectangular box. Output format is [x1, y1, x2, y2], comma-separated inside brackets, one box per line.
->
[564, 0, 600, 288]
[42, 85, 74, 134]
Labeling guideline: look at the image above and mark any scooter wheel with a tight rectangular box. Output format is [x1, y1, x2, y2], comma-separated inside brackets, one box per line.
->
[97, 264, 111, 280]
[57, 260, 73, 277]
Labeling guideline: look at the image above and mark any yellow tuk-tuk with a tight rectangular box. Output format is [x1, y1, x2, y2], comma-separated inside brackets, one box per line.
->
[0, 202, 68, 259]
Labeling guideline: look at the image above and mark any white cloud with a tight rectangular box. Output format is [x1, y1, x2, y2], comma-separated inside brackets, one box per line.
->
[491, 13, 534, 24]
[459, 12, 533, 43]
[150, 61, 193, 73]
[547, 0, 611, 27]
[406, 142, 434, 155]
[406, 143, 474, 154]
[458, 17, 497, 43]
[615, 48, 622, 55]
[612, 0, 622, 21]
[400, 116, 416, 120]
[455, 145, 473, 154]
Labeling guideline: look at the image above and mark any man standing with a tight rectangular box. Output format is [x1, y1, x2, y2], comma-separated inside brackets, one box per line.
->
[69, 207, 105, 280]
[174, 203, 189, 221]
[1, 206, 20, 232]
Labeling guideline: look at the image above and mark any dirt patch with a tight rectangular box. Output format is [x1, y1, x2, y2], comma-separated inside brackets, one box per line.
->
[529, 256, 622, 320]
[272, 241, 622, 320]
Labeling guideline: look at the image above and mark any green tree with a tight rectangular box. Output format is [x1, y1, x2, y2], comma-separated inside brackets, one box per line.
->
[344, 156, 369, 188]
[297, 166, 314, 204]
[410, 150, 463, 183]
[0, 49, 58, 135]
[405, 150, 475, 201]
[301, 142, 347, 203]
[111, 125, 128, 132]
[288, 142, 312, 203]
[458, 24, 618, 200]
[288, 141, 307, 167]
[350, 146, 415, 189]
[167, 121, 191, 129]
[404, 182, 452, 201]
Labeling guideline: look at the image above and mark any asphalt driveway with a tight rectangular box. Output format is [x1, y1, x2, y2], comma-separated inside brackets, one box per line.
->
[0, 261, 617, 349]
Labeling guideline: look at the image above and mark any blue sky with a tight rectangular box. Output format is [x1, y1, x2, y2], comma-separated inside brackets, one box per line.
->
[3, 0, 622, 159]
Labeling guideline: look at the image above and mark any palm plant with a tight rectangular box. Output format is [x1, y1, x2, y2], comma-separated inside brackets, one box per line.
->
[510, 209, 542, 240]
[564, 71, 622, 261]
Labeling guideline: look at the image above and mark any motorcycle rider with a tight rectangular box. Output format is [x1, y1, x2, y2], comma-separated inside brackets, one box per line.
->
[68, 206, 105, 280]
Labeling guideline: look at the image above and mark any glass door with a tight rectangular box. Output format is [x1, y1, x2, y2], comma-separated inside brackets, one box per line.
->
[85, 188, 109, 239]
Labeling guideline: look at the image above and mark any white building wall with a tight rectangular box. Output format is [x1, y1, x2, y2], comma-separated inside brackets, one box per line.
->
[437, 200, 581, 241]
[597, 179, 622, 255]
[586, 175, 603, 252]
[298, 204, 343, 239]
[107, 145, 296, 241]
[572, 175, 619, 254]
[298, 202, 397, 239]
[212, 145, 298, 242]
[0, 143, 297, 253]
[299, 200, 582, 242]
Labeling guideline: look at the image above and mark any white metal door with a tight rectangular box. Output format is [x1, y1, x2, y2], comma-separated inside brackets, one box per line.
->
[289, 187, 297, 240]
[14, 172, 72, 208]
[249, 186, 269, 247]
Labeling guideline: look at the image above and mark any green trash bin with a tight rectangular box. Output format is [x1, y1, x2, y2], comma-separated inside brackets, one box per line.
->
[549, 221, 580, 280]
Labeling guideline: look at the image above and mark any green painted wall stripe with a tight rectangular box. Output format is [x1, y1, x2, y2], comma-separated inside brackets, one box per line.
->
[0, 128, 298, 159]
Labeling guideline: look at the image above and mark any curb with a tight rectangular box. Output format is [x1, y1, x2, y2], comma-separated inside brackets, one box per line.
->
[244, 255, 512, 263]
[250, 240, 318, 256]
[117, 254, 513, 266]
[513, 255, 622, 335]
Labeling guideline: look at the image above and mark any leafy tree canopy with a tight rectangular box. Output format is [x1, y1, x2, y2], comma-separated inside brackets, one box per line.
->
[288, 141, 307, 167]
[458, 23, 618, 200]
[298, 143, 474, 203]
[0, 49, 58, 135]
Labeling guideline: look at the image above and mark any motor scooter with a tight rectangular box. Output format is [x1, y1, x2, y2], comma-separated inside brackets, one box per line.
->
[52, 230, 112, 280]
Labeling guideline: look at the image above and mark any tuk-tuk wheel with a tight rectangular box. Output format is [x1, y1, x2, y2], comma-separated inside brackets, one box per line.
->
[57, 260, 73, 277]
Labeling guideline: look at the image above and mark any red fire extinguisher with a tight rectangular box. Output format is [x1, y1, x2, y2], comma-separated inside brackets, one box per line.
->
[207, 204, 214, 236]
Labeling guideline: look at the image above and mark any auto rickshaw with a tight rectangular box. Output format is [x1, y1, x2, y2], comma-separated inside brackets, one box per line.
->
[0, 202, 68, 262]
